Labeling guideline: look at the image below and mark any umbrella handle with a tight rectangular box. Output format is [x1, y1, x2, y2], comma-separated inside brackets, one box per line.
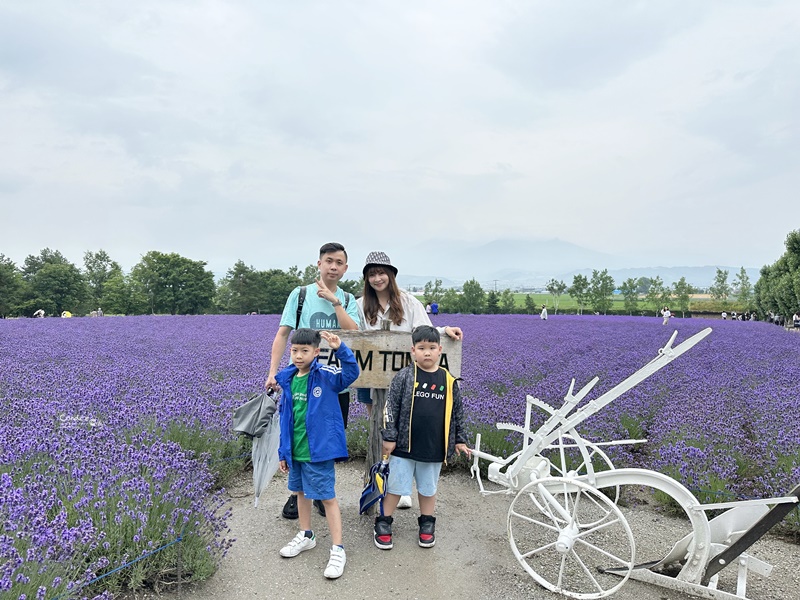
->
[266, 387, 283, 410]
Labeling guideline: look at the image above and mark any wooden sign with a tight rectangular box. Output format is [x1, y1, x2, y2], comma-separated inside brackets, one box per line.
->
[317, 330, 462, 389]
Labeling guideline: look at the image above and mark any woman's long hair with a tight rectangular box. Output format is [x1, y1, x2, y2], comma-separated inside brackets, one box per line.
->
[362, 267, 405, 326]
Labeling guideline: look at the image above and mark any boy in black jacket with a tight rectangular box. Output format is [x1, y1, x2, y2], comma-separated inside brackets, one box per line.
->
[376, 325, 471, 550]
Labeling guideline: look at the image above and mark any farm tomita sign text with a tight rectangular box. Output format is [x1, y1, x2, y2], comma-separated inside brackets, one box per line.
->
[317, 330, 462, 389]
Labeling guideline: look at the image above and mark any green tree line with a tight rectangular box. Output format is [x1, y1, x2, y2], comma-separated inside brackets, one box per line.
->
[419, 267, 756, 317]
[4, 236, 791, 319]
[0, 249, 361, 317]
[754, 230, 800, 321]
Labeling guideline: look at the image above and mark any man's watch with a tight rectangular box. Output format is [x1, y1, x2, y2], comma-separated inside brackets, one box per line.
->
[331, 299, 342, 307]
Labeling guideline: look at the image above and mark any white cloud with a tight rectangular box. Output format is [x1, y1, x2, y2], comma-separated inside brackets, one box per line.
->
[0, 0, 797, 277]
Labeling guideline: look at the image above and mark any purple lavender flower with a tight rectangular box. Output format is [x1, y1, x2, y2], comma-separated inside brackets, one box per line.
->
[1, 313, 797, 596]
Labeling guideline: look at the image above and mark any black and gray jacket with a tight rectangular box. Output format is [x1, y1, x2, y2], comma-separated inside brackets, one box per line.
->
[381, 363, 468, 464]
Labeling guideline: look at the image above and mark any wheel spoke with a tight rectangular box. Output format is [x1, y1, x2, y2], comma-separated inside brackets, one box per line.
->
[520, 540, 559, 559]
[526, 491, 565, 523]
[583, 488, 612, 514]
[571, 490, 583, 521]
[527, 492, 561, 523]
[560, 481, 572, 516]
[577, 516, 622, 537]
[509, 508, 560, 532]
[570, 548, 606, 593]
[574, 536, 631, 567]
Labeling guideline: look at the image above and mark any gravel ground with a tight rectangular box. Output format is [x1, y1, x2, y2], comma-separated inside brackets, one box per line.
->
[133, 460, 800, 600]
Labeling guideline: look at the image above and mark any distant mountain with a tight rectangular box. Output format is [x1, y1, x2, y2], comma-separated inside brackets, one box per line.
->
[459, 238, 627, 274]
[399, 237, 624, 285]
[397, 237, 760, 291]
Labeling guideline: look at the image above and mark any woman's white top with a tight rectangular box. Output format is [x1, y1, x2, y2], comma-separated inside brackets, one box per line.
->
[357, 290, 444, 334]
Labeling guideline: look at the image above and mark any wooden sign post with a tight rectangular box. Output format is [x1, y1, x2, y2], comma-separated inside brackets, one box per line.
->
[319, 329, 464, 502]
[318, 330, 462, 389]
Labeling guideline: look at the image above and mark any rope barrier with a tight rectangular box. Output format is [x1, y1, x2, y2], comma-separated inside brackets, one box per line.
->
[214, 450, 250, 463]
[49, 528, 187, 600]
[45, 447, 249, 600]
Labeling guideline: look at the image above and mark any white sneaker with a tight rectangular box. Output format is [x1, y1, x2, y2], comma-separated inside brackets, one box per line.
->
[397, 495, 412, 509]
[324, 545, 346, 579]
[280, 531, 316, 557]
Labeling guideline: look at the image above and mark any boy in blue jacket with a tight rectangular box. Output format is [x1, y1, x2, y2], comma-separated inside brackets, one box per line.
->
[276, 328, 359, 579]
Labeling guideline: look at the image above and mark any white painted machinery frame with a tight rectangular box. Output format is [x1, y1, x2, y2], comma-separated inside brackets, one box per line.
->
[469, 327, 798, 599]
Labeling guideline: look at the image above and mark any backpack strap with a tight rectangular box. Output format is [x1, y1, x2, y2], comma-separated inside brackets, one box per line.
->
[296, 286, 350, 329]
[295, 286, 307, 329]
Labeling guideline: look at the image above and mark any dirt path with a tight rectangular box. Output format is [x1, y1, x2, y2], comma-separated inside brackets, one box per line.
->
[168, 461, 800, 600]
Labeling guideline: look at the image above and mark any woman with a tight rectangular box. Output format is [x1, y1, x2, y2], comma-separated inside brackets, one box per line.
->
[357, 251, 463, 509]
[358, 251, 461, 347]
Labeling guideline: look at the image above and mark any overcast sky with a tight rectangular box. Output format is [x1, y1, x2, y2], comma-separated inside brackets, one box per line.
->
[1, 1, 798, 279]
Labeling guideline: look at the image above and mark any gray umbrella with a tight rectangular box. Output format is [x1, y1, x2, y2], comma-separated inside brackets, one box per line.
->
[232, 391, 277, 438]
[252, 413, 281, 507]
[231, 391, 281, 506]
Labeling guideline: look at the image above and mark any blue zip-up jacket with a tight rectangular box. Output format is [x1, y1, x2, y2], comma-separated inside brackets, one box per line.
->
[276, 343, 359, 470]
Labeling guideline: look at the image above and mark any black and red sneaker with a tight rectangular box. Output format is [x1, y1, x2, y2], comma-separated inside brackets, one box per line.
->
[418, 514, 436, 548]
[374, 515, 394, 550]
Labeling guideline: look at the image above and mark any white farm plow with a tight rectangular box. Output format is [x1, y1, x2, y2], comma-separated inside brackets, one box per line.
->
[470, 328, 799, 600]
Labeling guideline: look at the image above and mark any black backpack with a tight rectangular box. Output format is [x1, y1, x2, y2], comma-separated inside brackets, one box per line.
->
[295, 285, 351, 329]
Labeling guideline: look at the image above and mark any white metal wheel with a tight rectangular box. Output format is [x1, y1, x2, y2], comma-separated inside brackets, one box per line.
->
[508, 477, 635, 599]
[542, 433, 620, 506]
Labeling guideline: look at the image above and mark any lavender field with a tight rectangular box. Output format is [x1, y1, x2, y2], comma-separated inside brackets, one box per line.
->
[2, 314, 799, 599]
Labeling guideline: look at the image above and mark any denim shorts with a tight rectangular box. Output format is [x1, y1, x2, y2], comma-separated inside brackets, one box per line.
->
[355, 388, 372, 405]
[387, 455, 442, 497]
[288, 460, 336, 500]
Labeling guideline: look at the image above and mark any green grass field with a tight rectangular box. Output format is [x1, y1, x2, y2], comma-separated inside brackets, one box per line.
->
[416, 293, 748, 315]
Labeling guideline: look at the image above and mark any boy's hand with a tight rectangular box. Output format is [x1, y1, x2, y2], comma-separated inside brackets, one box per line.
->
[320, 330, 341, 349]
[279, 460, 288, 474]
[382, 441, 396, 457]
[454, 443, 472, 458]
